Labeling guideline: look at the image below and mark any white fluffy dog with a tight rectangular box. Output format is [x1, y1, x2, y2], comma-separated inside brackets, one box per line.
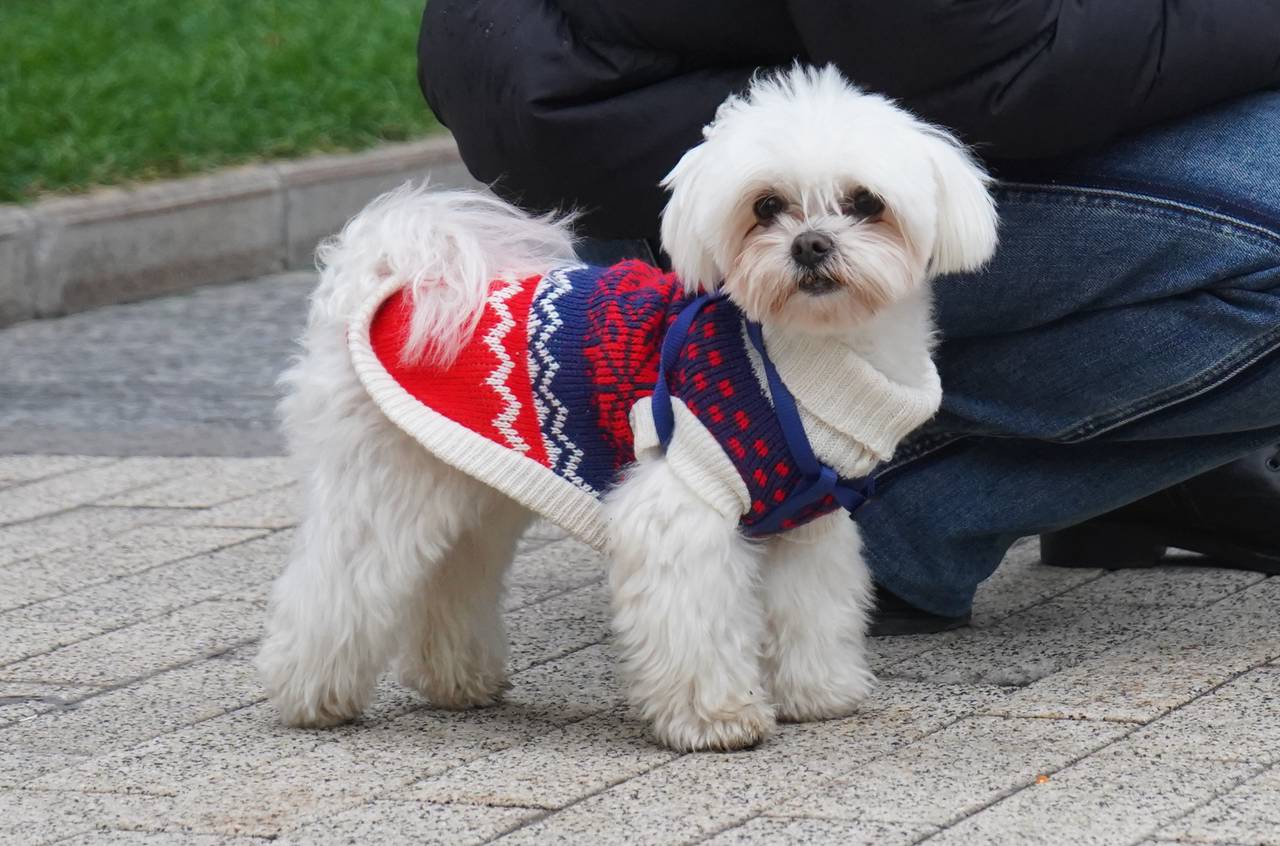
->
[258, 65, 997, 752]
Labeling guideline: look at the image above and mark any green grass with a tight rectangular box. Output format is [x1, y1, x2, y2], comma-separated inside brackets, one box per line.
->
[0, 0, 440, 203]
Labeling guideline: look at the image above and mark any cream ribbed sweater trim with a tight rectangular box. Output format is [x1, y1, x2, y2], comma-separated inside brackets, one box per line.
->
[630, 395, 751, 519]
[755, 326, 942, 479]
[349, 279, 612, 552]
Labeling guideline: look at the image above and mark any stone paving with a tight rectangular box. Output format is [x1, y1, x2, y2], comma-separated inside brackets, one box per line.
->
[2, 277, 1279, 844]
[0, 273, 312, 457]
[1, 454, 1278, 845]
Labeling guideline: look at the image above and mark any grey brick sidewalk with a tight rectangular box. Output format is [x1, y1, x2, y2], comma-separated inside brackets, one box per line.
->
[1, 455, 1278, 845]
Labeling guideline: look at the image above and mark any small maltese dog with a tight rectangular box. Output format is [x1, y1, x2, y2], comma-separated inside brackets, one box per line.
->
[258, 65, 997, 751]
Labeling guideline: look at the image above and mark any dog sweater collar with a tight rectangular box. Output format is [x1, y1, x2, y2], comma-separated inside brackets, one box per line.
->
[756, 325, 943, 476]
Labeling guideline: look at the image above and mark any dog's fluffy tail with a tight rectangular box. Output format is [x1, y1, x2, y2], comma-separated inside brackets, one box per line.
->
[313, 183, 577, 365]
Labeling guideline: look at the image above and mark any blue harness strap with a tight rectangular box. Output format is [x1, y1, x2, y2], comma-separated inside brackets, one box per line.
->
[650, 292, 716, 450]
[743, 321, 876, 533]
[651, 294, 876, 534]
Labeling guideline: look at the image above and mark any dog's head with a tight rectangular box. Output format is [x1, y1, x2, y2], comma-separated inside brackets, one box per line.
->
[660, 64, 998, 334]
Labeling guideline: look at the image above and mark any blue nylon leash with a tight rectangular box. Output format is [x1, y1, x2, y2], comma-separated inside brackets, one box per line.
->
[650, 294, 875, 533]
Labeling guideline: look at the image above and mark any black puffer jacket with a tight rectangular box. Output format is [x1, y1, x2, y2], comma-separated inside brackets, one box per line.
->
[419, 1, 1280, 239]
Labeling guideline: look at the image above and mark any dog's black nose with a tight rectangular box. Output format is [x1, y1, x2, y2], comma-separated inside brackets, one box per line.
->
[791, 231, 833, 269]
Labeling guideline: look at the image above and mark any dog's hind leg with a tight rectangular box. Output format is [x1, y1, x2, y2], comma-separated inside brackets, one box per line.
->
[257, 414, 495, 726]
[395, 495, 532, 709]
[761, 512, 875, 722]
[604, 459, 775, 752]
[257, 315, 500, 727]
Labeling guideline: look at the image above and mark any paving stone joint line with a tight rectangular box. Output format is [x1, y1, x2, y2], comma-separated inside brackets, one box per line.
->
[0, 526, 283, 619]
[2, 455, 1278, 843]
[0, 458, 125, 494]
[0, 465, 207, 530]
[3, 639, 264, 725]
[1145, 762, 1276, 846]
[882, 575, 1276, 688]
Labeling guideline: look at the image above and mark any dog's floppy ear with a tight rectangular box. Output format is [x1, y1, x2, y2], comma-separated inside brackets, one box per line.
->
[920, 127, 999, 275]
[659, 139, 723, 293]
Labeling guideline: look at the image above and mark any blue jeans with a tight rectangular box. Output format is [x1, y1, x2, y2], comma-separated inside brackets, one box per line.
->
[581, 90, 1280, 617]
[869, 89, 1280, 615]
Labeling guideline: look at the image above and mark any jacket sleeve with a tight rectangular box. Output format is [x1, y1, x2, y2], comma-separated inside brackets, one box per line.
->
[418, 0, 760, 240]
[787, 0, 1280, 159]
[419, 1, 1280, 239]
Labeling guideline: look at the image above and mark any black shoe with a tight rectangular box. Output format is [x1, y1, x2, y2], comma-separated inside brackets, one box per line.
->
[869, 583, 971, 637]
[1040, 443, 1280, 574]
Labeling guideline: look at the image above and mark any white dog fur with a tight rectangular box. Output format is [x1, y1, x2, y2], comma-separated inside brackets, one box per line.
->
[257, 65, 997, 751]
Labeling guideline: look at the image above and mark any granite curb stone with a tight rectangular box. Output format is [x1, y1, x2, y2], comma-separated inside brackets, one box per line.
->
[0, 206, 37, 325]
[0, 136, 477, 327]
[32, 165, 285, 318]
[277, 139, 474, 267]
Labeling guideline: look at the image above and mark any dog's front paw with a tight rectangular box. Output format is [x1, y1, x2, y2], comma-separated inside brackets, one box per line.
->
[652, 700, 776, 752]
[772, 663, 874, 723]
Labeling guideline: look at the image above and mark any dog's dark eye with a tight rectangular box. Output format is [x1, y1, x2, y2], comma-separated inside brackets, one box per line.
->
[843, 189, 885, 218]
[753, 194, 785, 223]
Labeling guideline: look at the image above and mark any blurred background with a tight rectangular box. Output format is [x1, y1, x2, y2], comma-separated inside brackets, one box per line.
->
[0, 0, 440, 202]
[0, 0, 472, 457]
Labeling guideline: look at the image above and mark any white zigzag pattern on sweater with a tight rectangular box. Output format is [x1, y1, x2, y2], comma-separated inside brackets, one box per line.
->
[483, 276, 528, 453]
[528, 266, 594, 493]
[526, 275, 559, 463]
